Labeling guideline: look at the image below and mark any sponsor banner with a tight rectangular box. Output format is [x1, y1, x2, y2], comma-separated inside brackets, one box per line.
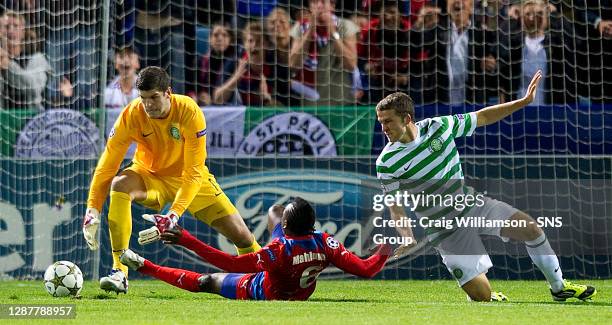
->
[237, 112, 337, 156]
[0, 110, 37, 157]
[3, 104, 612, 157]
[15, 109, 102, 158]
[0, 159, 98, 276]
[204, 106, 246, 156]
[243, 106, 376, 156]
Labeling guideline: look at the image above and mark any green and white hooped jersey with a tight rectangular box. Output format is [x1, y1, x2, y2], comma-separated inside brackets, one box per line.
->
[375, 112, 478, 236]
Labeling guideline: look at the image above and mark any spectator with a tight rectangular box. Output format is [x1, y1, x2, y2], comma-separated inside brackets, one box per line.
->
[358, 1, 412, 104]
[580, 0, 612, 102]
[413, 3, 442, 30]
[265, 7, 300, 106]
[587, 1, 612, 39]
[501, 0, 577, 104]
[42, 0, 97, 110]
[213, 21, 277, 106]
[414, 0, 499, 105]
[196, 23, 236, 106]
[474, 0, 512, 31]
[104, 47, 140, 109]
[132, 1, 191, 94]
[289, 0, 360, 106]
[266, 7, 292, 64]
[0, 10, 70, 110]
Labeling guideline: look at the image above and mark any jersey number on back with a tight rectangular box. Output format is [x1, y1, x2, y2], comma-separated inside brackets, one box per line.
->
[299, 265, 325, 288]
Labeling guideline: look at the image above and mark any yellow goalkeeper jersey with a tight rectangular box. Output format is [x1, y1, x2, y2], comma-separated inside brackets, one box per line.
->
[87, 94, 210, 215]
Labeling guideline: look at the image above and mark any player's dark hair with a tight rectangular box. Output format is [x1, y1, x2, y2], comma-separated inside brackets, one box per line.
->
[376, 92, 414, 121]
[136, 66, 170, 92]
[284, 197, 316, 236]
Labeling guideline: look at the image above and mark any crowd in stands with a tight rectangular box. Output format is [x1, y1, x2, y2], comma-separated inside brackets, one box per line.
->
[0, 0, 610, 110]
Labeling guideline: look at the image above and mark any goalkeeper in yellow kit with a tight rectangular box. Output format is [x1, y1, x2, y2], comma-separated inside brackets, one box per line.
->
[82, 66, 261, 294]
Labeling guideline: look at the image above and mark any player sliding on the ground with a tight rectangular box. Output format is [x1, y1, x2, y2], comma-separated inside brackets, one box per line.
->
[120, 197, 391, 300]
[375, 70, 597, 302]
[82, 66, 260, 294]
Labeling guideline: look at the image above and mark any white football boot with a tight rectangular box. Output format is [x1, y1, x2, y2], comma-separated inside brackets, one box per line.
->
[120, 249, 145, 271]
[99, 269, 128, 294]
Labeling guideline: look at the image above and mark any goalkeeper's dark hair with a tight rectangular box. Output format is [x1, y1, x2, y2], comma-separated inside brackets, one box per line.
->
[136, 66, 170, 92]
[284, 197, 316, 236]
[376, 92, 415, 121]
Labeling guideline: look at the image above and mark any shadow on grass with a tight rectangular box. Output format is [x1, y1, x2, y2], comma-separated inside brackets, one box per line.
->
[91, 293, 118, 300]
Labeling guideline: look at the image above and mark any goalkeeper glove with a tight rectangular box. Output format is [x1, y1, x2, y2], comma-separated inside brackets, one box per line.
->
[82, 208, 101, 250]
[138, 211, 179, 245]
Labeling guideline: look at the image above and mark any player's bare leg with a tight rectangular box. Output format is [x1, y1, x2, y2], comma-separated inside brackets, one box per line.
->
[461, 273, 508, 302]
[100, 170, 147, 294]
[112, 170, 148, 201]
[462, 273, 492, 302]
[501, 211, 596, 301]
[196, 273, 225, 294]
[499, 211, 542, 241]
[211, 213, 261, 253]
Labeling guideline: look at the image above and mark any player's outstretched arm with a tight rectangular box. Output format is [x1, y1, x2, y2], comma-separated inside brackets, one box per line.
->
[475, 70, 542, 127]
[168, 108, 207, 217]
[84, 113, 132, 250]
[328, 239, 392, 278]
[160, 227, 265, 273]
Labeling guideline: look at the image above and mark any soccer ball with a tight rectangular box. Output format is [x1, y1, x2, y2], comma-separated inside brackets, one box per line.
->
[43, 261, 84, 297]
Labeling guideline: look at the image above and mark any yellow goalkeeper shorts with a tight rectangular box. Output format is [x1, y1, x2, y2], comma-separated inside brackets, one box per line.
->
[125, 165, 238, 225]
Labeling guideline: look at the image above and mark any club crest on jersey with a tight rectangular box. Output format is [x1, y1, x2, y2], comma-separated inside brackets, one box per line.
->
[429, 137, 443, 153]
[453, 268, 464, 279]
[326, 236, 340, 249]
[169, 125, 180, 140]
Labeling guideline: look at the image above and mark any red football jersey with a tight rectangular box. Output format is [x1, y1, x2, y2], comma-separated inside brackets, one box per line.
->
[178, 229, 390, 300]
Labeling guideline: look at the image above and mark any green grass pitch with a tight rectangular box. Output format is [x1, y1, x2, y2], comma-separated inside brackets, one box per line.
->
[1, 280, 610, 324]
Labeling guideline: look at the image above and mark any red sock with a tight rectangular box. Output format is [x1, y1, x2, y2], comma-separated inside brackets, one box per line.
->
[139, 259, 203, 292]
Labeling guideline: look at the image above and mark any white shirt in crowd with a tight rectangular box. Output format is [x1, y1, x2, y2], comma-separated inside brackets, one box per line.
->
[447, 22, 470, 105]
[520, 35, 547, 106]
[104, 75, 139, 109]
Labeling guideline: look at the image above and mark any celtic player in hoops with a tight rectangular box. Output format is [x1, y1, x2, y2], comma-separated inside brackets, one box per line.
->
[375, 71, 596, 302]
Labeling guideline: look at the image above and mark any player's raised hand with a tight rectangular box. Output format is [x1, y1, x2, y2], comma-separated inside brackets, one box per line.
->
[521, 70, 542, 104]
[82, 208, 101, 250]
[138, 211, 179, 245]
